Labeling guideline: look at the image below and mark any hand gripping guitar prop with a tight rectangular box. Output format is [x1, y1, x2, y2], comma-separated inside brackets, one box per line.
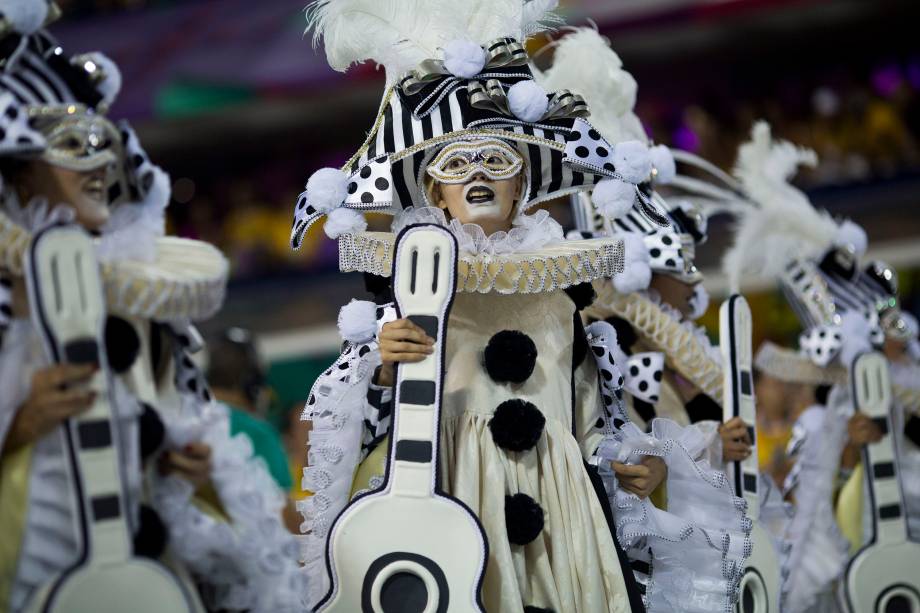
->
[839, 351, 920, 613]
[720, 295, 782, 613]
[23, 224, 199, 613]
[317, 223, 488, 613]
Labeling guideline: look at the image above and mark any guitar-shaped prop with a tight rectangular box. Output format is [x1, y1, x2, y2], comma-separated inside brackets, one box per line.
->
[23, 224, 199, 613]
[720, 294, 782, 613]
[839, 351, 920, 613]
[317, 224, 488, 613]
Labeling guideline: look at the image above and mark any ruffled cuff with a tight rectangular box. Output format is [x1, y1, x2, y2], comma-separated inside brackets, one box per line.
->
[153, 400, 306, 612]
[596, 419, 751, 612]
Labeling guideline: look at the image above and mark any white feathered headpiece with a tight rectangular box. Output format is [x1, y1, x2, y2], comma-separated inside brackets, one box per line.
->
[722, 121, 864, 291]
[535, 26, 646, 145]
[306, 0, 561, 84]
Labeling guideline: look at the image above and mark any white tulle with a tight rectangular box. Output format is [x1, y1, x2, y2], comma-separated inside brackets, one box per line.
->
[152, 395, 306, 613]
[782, 397, 851, 613]
[391, 206, 564, 254]
[595, 420, 751, 612]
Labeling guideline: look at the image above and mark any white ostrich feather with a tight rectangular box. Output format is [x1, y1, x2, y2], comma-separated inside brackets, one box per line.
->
[306, 0, 557, 84]
[722, 122, 839, 291]
[536, 27, 647, 144]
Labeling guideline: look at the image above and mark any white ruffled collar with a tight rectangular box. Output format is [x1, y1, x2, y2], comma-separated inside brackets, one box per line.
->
[390, 206, 565, 255]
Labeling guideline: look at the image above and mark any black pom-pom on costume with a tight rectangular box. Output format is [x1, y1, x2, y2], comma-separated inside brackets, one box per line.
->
[488, 399, 545, 452]
[484, 330, 538, 384]
[505, 492, 544, 545]
[606, 317, 637, 354]
[104, 316, 140, 373]
[134, 504, 168, 558]
[138, 403, 166, 460]
[564, 282, 596, 311]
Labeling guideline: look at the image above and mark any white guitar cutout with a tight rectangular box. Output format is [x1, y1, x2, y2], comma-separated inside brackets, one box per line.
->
[720, 294, 782, 613]
[318, 223, 488, 613]
[23, 224, 199, 613]
[839, 351, 920, 613]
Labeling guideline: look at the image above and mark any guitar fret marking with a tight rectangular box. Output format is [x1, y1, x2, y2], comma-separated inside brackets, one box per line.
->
[77, 420, 112, 449]
[878, 503, 902, 520]
[395, 440, 433, 463]
[873, 462, 896, 479]
[90, 495, 121, 521]
[400, 380, 436, 405]
[64, 338, 99, 365]
[743, 473, 758, 494]
[408, 315, 439, 342]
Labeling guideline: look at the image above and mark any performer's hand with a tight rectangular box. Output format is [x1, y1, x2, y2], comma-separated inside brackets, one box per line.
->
[375, 319, 435, 386]
[612, 456, 667, 498]
[3, 364, 97, 453]
[847, 412, 883, 447]
[159, 442, 212, 489]
[719, 416, 752, 462]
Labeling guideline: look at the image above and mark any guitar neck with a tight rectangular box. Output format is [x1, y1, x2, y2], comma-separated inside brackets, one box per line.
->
[389, 226, 456, 499]
[863, 440, 907, 544]
[851, 352, 907, 545]
[66, 366, 133, 564]
[719, 295, 760, 519]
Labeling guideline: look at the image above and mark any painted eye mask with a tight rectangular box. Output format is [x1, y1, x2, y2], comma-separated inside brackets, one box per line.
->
[426, 139, 524, 184]
[34, 111, 118, 172]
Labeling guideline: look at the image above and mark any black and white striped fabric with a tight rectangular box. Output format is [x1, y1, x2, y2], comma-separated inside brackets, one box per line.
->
[291, 83, 624, 247]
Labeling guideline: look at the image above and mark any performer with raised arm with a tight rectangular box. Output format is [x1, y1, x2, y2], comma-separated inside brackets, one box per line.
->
[0, 6, 304, 612]
[726, 122, 920, 613]
[292, 2, 679, 611]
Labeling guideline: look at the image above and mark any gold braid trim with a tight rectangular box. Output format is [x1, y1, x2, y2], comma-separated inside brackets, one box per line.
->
[587, 283, 723, 400]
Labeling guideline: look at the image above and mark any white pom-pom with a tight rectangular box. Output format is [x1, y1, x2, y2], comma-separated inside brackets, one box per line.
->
[613, 140, 652, 184]
[688, 283, 710, 320]
[649, 144, 676, 184]
[507, 80, 548, 122]
[442, 39, 486, 79]
[834, 220, 867, 257]
[79, 53, 122, 107]
[838, 312, 872, 368]
[613, 231, 652, 292]
[307, 167, 350, 214]
[592, 178, 636, 219]
[337, 299, 378, 344]
[324, 207, 366, 239]
[0, 0, 48, 35]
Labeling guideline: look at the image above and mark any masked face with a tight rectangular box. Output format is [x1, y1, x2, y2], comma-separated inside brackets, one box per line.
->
[18, 110, 119, 231]
[426, 139, 524, 234]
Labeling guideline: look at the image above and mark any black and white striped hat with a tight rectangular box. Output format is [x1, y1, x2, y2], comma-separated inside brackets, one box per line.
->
[291, 37, 653, 246]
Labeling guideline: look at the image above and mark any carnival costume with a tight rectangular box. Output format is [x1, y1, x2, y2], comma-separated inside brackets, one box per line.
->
[287, 1, 704, 611]
[534, 26, 763, 612]
[725, 122, 920, 613]
[0, 7, 304, 611]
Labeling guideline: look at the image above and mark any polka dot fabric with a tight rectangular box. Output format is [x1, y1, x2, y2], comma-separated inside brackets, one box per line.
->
[643, 229, 686, 277]
[798, 324, 843, 367]
[562, 118, 620, 178]
[623, 352, 665, 405]
[343, 156, 394, 209]
[0, 92, 44, 156]
[584, 321, 629, 427]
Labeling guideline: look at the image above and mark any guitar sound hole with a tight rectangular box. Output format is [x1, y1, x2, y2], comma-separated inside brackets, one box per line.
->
[742, 583, 755, 613]
[381, 572, 427, 612]
[885, 595, 911, 613]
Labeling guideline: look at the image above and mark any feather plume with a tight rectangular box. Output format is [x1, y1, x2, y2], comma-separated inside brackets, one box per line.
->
[535, 27, 647, 144]
[722, 122, 838, 291]
[306, 0, 537, 83]
[521, 0, 562, 36]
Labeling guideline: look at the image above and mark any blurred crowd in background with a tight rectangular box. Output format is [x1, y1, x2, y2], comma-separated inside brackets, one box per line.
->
[53, 0, 920, 498]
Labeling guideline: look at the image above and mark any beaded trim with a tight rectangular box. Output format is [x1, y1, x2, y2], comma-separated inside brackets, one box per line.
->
[588, 285, 723, 400]
[338, 232, 624, 295]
